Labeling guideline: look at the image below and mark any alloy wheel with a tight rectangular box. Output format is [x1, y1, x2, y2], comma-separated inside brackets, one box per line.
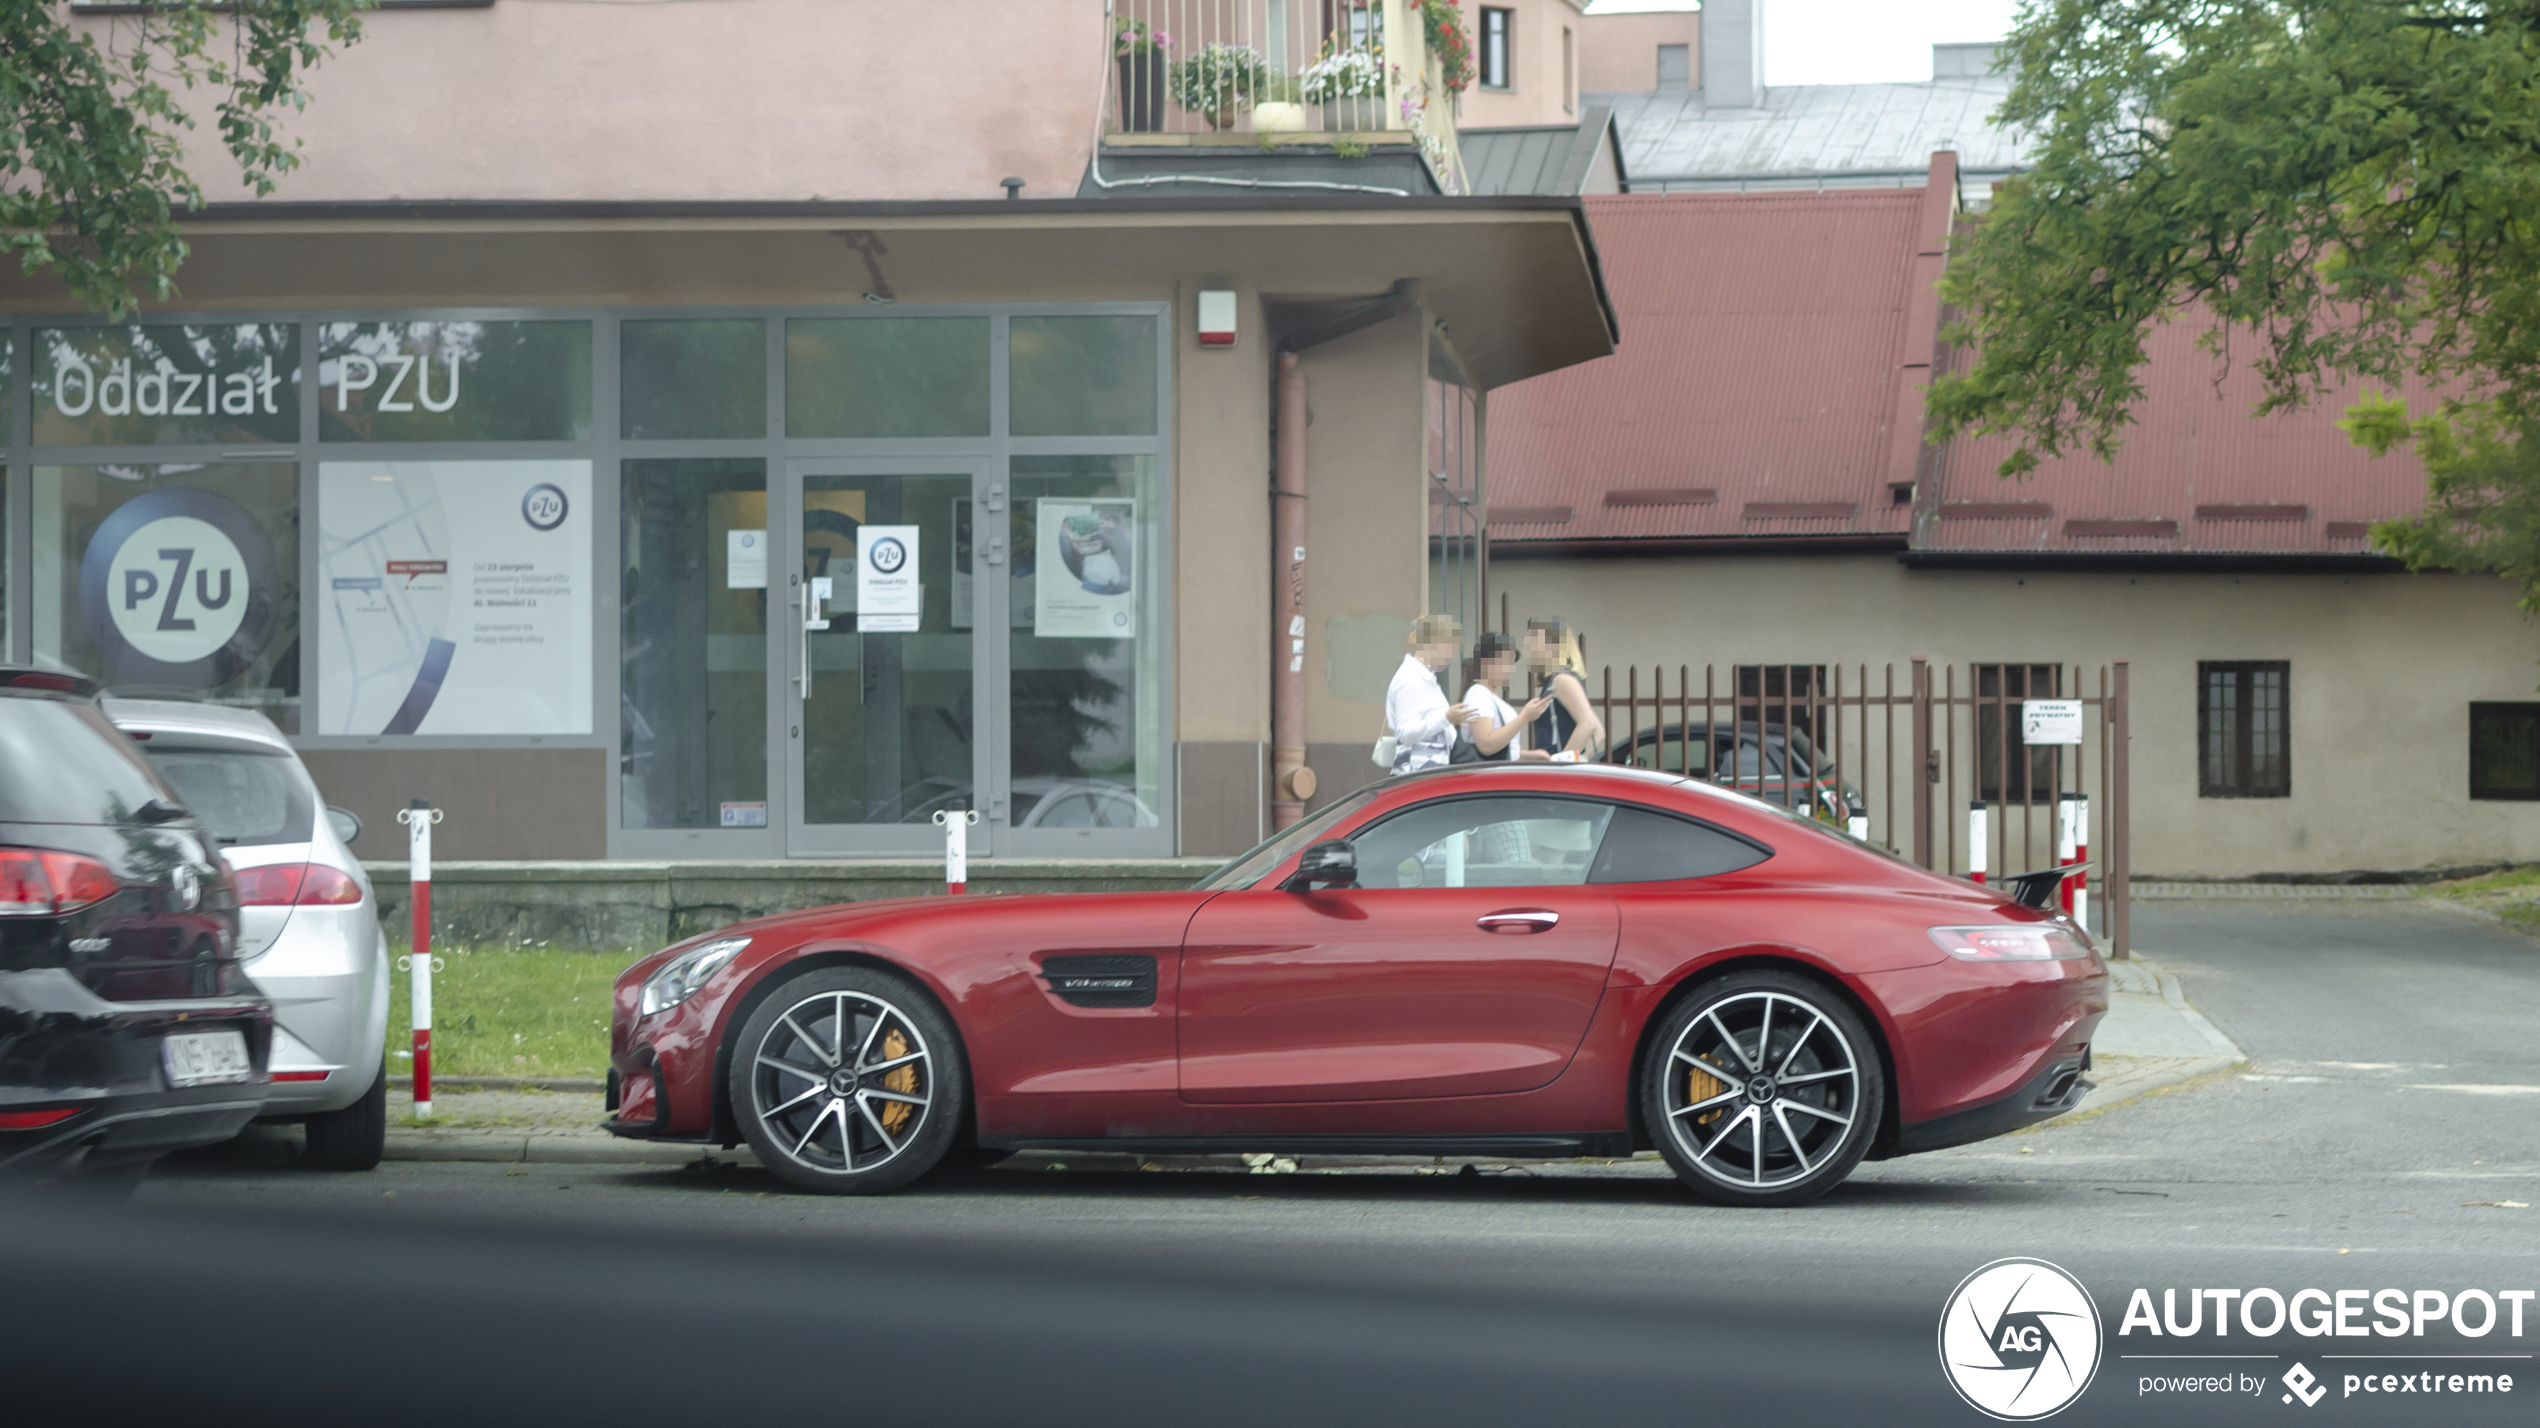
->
[1660, 988, 1862, 1192]
[748, 989, 934, 1176]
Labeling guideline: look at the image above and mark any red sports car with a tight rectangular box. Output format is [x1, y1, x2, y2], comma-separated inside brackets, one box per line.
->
[605, 764, 2106, 1206]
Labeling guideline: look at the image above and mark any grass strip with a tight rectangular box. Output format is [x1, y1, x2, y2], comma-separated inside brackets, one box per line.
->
[384, 947, 631, 1080]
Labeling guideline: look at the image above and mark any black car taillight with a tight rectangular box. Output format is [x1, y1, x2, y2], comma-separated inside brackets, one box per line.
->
[0, 846, 119, 917]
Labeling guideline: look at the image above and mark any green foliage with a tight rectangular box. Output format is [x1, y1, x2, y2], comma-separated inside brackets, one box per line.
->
[1928, 1, 2540, 597]
[0, 0, 367, 318]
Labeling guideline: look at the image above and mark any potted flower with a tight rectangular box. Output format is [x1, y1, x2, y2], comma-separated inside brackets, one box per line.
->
[1168, 41, 1270, 131]
[1115, 18, 1173, 132]
[1252, 73, 1310, 133]
[1298, 41, 1386, 132]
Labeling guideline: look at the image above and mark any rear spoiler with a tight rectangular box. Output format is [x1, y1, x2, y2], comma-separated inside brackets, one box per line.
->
[2000, 863, 2091, 911]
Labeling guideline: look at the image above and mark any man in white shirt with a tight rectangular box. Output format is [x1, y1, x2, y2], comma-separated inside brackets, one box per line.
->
[1386, 614, 1470, 773]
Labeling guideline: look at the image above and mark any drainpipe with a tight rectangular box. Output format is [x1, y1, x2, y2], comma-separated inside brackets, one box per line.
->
[1269, 280, 1423, 830]
[1273, 352, 1312, 829]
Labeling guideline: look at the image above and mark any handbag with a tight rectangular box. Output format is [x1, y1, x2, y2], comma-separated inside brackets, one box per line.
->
[1371, 733, 1398, 768]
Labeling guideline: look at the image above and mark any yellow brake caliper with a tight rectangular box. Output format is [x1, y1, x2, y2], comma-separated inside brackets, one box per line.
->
[879, 1027, 918, 1136]
[1687, 1060, 1730, 1127]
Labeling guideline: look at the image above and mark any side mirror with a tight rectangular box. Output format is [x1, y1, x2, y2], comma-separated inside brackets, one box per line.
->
[1281, 838, 1358, 892]
[326, 806, 364, 846]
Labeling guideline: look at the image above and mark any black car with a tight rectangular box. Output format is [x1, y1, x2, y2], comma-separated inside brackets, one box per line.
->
[0, 669, 268, 1184]
[1608, 721, 1867, 825]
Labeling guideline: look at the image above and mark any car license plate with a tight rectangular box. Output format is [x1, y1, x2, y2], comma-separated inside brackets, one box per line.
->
[162, 1030, 253, 1088]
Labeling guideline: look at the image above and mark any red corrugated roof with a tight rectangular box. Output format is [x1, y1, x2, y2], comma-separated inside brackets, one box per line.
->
[1486, 189, 1925, 542]
[1919, 319, 2434, 555]
[1488, 182, 2434, 556]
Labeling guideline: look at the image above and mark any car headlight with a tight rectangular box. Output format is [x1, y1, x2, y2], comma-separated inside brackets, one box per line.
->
[1927, 925, 2089, 962]
[639, 936, 750, 1016]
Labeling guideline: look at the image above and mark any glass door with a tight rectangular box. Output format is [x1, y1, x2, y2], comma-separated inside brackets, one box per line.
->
[784, 461, 991, 855]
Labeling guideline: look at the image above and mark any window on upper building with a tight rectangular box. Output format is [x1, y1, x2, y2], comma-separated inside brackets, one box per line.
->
[2200, 661, 2290, 798]
[1656, 43, 1691, 89]
[1562, 25, 1577, 112]
[1480, 8, 1513, 89]
[2469, 703, 2540, 799]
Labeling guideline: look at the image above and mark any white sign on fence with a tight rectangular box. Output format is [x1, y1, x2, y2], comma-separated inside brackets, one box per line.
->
[2022, 699, 2085, 746]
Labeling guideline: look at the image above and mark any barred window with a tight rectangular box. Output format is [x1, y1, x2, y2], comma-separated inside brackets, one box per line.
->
[2199, 662, 2289, 798]
[1975, 664, 2061, 804]
[2469, 703, 2540, 800]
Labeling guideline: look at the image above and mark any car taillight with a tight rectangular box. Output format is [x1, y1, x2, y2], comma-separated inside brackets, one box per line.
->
[1928, 925, 2090, 962]
[0, 1107, 83, 1129]
[0, 847, 120, 917]
[233, 863, 363, 907]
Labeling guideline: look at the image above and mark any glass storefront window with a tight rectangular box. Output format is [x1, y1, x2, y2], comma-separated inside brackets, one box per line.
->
[620, 460, 768, 829]
[33, 325, 300, 447]
[318, 321, 592, 442]
[1009, 455, 1162, 829]
[32, 463, 300, 730]
[1010, 315, 1159, 437]
[622, 320, 766, 440]
[786, 318, 989, 438]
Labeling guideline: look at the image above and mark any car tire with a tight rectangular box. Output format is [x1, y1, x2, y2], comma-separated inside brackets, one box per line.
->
[1642, 968, 1883, 1208]
[729, 965, 964, 1195]
[303, 1063, 388, 1172]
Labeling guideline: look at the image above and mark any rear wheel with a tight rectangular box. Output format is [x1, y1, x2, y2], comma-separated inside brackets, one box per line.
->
[303, 1062, 387, 1171]
[730, 967, 962, 1195]
[1642, 969, 1882, 1207]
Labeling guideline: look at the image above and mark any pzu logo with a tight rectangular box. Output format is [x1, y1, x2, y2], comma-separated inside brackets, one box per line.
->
[79, 488, 271, 681]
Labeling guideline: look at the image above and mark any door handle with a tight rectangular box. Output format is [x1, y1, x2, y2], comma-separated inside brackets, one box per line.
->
[985, 535, 1006, 566]
[1477, 909, 1559, 934]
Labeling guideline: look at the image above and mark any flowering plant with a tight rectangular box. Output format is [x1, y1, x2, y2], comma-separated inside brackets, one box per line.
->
[1114, 17, 1172, 56]
[1298, 44, 1386, 101]
[1418, 0, 1473, 94]
[1168, 42, 1271, 124]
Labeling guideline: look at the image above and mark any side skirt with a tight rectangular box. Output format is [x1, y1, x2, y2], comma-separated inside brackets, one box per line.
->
[980, 1132, 1637, 1159]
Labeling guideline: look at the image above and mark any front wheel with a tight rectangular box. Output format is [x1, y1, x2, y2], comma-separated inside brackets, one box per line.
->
[729, 966, 964, 1195]
[1642, 970, 1883, 1207]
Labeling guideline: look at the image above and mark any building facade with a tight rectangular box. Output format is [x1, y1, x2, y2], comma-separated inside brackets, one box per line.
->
[7, 1, 1616, 869]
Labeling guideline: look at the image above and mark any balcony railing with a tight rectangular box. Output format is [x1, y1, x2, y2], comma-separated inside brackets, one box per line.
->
[1105, 0, 1468, 195]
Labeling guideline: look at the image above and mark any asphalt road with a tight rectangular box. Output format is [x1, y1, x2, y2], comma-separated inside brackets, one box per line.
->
[16, 901, 2537, 1426]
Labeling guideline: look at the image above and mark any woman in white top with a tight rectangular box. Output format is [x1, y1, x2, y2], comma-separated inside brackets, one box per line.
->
[1460, 632, 1552, 761]
[1385, 614, 1470, 774]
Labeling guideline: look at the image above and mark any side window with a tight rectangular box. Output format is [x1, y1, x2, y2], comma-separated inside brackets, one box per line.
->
[1351, 796, 1615, 889]
[1589, 805, 1771, 884]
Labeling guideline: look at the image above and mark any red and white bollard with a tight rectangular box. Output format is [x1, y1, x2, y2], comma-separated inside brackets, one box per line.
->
[1967, 800, 1989, 885]
[933, 807, 981, 895]
[395, 799, 444, 1119]
[2061, 793, 2091, 929]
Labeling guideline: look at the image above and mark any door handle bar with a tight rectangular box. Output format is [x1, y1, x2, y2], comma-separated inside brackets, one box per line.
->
[1477, 910, 1559, 934]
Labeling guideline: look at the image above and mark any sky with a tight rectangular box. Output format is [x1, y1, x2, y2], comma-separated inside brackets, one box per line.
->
[1584, 0, 2027, 87]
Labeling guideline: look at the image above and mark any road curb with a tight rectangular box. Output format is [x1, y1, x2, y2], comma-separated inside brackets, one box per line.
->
[384, 1133, 756, 1167]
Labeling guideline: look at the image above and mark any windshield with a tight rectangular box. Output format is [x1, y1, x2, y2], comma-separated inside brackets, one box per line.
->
[139, 745, 313, 846]
[1194, 785, 1388, 890]
[0, 695, 172, 824]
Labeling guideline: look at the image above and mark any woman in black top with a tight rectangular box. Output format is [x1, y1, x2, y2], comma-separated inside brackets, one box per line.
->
[1522, 620, 1606, 759]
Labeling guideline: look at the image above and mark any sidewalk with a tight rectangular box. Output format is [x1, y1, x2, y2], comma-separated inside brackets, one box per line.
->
[379, 954, 2246, 1168]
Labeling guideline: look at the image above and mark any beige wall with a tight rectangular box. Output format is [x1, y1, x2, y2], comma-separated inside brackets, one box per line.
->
[1458, 0, 1591, 129]
[1490, 552, 2540, 878]
[1577, 10, 1701, 94]
[104, 0, 1102, 205]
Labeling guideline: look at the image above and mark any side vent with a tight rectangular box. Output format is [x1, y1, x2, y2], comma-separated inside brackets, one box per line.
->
[1039, 954, 1157, 1009]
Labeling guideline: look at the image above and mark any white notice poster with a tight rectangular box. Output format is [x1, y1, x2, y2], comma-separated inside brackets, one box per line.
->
[1035, 499, 1137, 639]
[856, 524, 921, 633]
[317, 460, 592, 735]
[726, 529, 766, 589]
[2022, 699, 2085, 746]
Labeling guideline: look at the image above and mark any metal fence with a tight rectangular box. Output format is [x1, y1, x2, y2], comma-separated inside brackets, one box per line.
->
[1589, 658, 2132, 957]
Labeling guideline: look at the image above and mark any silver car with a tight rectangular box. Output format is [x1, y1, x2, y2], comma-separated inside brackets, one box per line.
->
[103, 698, 390, 1170]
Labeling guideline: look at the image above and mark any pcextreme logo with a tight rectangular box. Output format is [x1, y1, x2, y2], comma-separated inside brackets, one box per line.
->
[1939, 1258, 2105, 1420]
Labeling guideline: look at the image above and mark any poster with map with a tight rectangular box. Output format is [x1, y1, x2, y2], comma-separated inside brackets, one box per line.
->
[316, 460, 592, 735]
